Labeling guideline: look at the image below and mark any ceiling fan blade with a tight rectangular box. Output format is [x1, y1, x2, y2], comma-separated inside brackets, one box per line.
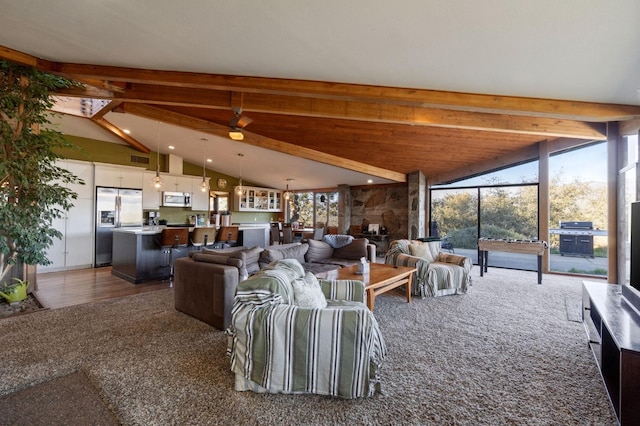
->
[230, 113, 253, 129]
[236, 115, 253, 128]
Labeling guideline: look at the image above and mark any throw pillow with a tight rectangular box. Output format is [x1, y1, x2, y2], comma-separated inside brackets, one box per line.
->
[291, 272, 327, 308]
[408, 243, 435, 263]
[305, 239, 334, 262]
[260, 244, 309, 264]
[333, 238, 368, 260]
[230, 246, 263, 275]
[322, 234, 354, 248]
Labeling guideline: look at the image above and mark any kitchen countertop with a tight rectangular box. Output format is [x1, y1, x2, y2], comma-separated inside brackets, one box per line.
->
[112, 224, 269, 235]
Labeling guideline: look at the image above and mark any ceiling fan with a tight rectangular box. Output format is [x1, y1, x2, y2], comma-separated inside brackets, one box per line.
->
[229, 107, 253, 141]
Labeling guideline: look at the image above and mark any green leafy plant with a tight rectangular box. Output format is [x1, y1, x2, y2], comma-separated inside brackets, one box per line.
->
[0, 59, 83, 282]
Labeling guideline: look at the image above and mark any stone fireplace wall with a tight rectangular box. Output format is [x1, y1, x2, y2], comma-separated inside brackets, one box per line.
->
[350, 185, 408, 241]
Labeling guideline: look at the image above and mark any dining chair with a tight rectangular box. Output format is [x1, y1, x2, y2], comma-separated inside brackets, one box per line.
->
[270, 222, 282, 245]
[281, 223, 294, 244]
[313, 222, 325, 240]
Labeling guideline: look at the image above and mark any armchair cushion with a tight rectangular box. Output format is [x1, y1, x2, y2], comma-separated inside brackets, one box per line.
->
[291, 272, 327, 308]
[408, 243, 436, 263]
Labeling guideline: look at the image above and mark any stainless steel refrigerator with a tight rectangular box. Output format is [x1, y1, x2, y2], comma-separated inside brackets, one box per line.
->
[95, 187, 143, 267]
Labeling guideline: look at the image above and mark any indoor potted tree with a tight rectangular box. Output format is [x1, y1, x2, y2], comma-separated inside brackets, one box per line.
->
[0, 59, 83, 299]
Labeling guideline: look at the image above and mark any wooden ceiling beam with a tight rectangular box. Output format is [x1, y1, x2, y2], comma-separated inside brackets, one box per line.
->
[90, 116, 150, 153]
[56, 83, 606, 139]
[120, 103, 406, 182]
[49, 60, 640, 121]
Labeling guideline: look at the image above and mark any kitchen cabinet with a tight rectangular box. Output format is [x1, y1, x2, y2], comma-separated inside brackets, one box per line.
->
[142, 172, 210, 211]
[94, 163, 144, 188]
[234, 186, 282, 212]
[163, 174, 193, 193]
[191, 177, 211, 211]
[41, 160, 94, 272]
[142, 170, 162, 210]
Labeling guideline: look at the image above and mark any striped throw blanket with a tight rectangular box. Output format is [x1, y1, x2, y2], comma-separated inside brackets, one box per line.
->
[385, 239, 472, 297]
[228, 259, 387, 398]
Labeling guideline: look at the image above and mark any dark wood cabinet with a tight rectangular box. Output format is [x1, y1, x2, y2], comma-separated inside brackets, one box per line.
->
[582, 281, 640, 425]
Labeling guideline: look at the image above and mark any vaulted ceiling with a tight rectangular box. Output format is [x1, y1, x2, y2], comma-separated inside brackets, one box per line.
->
[1, 1, 639, 190]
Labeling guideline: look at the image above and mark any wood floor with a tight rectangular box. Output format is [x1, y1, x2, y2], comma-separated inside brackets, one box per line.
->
[34, 267, 171, 309]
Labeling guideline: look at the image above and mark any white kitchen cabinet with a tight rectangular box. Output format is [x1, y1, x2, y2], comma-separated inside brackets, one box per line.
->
[162, 173, 193, 193]
[234, 186, 282, 212]
[94, 163, 144, 188]
[40, 160, 94, 272]
[142, 170, 162, 210]
[191, 177, 211, 211]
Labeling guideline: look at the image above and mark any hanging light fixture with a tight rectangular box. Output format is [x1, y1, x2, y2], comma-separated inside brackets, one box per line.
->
[283, 178, 294, 200]
[235, 153, 244, 196]
[151, 121, 164, 189]
[199, 138, 209, 192]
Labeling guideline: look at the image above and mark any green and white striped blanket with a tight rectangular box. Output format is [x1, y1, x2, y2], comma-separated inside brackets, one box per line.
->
[228, 259, 387, 398]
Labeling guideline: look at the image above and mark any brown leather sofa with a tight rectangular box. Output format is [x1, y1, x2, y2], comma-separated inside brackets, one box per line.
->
[173, 246, 263, 330]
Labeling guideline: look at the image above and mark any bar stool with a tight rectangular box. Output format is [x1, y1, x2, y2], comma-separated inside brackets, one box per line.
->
[214, 226, 239, 249]
[191, 226, 217, 250]
[159, 228, 189, 279]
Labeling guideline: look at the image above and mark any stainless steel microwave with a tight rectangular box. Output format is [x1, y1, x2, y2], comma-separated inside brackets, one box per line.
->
[162, 191, 192, 207]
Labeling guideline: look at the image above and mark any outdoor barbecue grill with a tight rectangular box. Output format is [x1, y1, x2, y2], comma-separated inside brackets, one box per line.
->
[558, 221, 594, 257]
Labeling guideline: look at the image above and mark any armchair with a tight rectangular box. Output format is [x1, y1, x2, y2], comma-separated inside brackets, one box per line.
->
[385, 239, 472, 298]
[227, 258, 387, 398]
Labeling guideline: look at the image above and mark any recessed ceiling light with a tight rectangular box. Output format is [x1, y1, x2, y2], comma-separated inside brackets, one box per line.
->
[168, 145, 175, 150]
[123, 129, 131, 134]
[206, 158, 212, 163]
[367, 179, 373, 184]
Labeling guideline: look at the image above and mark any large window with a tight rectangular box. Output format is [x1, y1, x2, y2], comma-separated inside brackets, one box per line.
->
[432, 142, 609, 277]
[288, 191, 338, 227]
[548, 142, 608, 275]
[431, 183, 538, 269]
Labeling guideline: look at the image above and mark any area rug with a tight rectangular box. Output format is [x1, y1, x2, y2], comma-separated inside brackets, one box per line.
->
[0, 370, 118, 425]
[0, 268, 617, 425]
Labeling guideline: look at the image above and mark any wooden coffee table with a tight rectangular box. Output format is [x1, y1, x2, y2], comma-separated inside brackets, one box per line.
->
[334, 263, 416, 310]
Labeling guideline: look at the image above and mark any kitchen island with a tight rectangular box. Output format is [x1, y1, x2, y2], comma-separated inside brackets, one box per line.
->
[111, 227, 186, 283]
[111, 225, 270, 283]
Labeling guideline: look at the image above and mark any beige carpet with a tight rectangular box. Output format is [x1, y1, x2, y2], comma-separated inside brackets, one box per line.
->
[0, 268, 617, 425]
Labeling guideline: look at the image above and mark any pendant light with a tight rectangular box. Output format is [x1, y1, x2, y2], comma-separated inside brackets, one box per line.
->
[235, 153, 244, 196]
[283, 178, 294, 200]
[199, 138, 208, 192]
[151, 121, 164, 189]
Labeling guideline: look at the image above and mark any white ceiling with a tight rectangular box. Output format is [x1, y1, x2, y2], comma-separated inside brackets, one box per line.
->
[3, 0, 640, 189]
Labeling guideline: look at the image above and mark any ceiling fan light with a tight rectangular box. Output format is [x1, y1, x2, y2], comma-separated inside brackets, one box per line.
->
[229, 128, 244, 141]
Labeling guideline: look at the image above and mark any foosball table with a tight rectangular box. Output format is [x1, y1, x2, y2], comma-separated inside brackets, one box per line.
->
[477, 238, 549, 284]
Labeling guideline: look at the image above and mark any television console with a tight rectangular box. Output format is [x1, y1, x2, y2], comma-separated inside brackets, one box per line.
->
[582, 281, 640, 425]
